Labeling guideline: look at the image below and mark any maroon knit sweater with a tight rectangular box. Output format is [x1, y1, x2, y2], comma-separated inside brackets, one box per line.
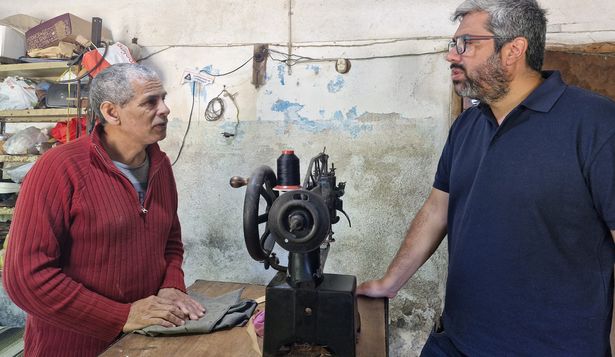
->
[2, 125, 187, 356]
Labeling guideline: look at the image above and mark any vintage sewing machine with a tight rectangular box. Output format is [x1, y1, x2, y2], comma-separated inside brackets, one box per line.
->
[230, 149, 359, 356]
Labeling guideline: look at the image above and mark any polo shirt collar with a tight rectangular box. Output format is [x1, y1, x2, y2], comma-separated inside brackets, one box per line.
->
[475, 70, 567, 119]
[520, 70, 567, 113]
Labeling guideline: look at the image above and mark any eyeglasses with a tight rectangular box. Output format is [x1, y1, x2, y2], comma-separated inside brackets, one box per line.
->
[448, 35, 508, 55]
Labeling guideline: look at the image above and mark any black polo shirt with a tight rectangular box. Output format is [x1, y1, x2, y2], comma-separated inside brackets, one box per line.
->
[434, 71, 615, 356]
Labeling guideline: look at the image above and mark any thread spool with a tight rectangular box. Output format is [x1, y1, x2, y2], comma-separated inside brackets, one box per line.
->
[274, 150, 301, 190]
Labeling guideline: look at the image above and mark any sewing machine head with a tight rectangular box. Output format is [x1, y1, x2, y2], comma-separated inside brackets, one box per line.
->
[230, 149, 359, 356]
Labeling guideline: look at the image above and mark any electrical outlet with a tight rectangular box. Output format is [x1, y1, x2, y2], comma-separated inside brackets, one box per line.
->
[181, 68, 215, 85]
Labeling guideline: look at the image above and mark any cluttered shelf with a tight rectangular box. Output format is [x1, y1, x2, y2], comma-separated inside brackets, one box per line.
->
[0, 61, 72, 81]
[0, 154, 37, 163]
[0, 108, 78, 123]
[0, 60, 84, 125]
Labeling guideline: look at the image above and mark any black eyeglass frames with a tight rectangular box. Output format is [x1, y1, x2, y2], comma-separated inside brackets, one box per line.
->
[448, 35, 509, 55]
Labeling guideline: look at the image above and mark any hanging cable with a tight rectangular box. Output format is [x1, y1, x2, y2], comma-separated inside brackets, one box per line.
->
[171, 81, 196, 166]
[204, 87, 242, 137]
[205, 95, 225, 121]
[221, 88, 240, 138]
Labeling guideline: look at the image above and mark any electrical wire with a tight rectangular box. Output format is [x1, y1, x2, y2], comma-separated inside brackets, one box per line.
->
[200, 56, 253, 77]
[203, 87, 241, 138]
[205, 96, 224, 121]
[138, 46, 173, 61]
[222, 89, 240, 138]
[171, 81, 196, 166]
[268, 46, 446, 67]
[130, 36, 451, 50]
[136, 40, 448, 64]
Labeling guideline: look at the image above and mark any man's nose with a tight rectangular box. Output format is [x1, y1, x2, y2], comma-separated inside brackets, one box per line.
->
[159, 101, 170, 116]
[446, 48, 462, 63]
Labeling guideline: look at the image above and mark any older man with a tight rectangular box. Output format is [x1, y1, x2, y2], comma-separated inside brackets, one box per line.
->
[3, 63, 204, 356]
[359, 0, 615, 355]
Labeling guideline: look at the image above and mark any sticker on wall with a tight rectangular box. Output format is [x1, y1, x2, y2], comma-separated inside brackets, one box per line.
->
[181, 68, 215, 85]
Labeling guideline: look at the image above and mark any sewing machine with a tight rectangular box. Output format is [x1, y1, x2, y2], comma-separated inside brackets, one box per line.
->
[230, 149, 359, 356]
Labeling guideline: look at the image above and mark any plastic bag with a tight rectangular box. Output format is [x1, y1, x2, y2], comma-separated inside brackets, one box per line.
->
[0, 76, 37, 110]
[3, 126, 48, 154]
[82, 42, 135, 78]
[5, 162, 34, 183]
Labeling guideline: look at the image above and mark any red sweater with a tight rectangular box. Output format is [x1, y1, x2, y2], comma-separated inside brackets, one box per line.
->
[2, 126, 187, 356]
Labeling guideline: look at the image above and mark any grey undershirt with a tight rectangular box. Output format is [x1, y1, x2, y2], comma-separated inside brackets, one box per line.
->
[113, 154, 150, 204]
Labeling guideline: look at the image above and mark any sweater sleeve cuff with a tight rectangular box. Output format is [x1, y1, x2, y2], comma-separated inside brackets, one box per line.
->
[160, 266, 186, 293]
[94, 301, 132, 342]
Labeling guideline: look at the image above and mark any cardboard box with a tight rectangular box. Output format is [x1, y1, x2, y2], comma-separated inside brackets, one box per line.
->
[25, 13, 112, 51]
[0, 25, 26, 59]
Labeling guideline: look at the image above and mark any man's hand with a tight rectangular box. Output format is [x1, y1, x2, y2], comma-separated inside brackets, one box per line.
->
[122, 295, 188, 333]
[158, 288, 205, 321]
[357, 279, 398, 299]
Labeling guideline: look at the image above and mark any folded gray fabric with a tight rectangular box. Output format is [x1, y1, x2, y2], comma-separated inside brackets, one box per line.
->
[134, 288, 257, 337]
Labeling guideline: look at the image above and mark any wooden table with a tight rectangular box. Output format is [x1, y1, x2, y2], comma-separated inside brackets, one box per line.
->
[101, 280, 388, 357]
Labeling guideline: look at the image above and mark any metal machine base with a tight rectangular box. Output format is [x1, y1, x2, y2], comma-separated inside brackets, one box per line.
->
[263, 272, 360, 356]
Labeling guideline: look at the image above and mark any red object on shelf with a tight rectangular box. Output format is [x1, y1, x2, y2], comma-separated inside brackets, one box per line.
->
[50, 116, 86, 143]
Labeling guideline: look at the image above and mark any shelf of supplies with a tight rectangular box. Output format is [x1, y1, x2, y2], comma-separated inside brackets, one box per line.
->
[0, 155, 38, 163]
[0, 108, 79, 122]
[0, 62, 72, 81]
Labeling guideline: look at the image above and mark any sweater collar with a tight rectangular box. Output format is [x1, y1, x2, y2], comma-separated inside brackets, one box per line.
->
[90, 124, 166, 170]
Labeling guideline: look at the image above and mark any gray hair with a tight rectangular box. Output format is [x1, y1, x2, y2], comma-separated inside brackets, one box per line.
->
[89, 63, 160, 124]
[453, 0, 547, 72]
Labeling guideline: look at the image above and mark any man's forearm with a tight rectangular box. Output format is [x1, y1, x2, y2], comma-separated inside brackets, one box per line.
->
[382, 189, 448, 293]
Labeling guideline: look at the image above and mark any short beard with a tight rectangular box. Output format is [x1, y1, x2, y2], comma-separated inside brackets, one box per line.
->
[453, 53, 510, 104]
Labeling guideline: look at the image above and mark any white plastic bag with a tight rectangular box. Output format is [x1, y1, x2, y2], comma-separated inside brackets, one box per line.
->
[3, 126, 48, 154]
[5, 162, 34, 183]
[0, 76, 37, 110]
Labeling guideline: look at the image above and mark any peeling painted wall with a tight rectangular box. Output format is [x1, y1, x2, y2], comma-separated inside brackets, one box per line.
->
[1, 1, 615, 355]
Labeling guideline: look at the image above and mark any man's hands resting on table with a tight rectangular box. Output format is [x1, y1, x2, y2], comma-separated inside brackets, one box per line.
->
[122, 288, 206, 333]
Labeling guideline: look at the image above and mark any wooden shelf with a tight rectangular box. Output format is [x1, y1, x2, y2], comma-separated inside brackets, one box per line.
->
[0, 62, 72, 81]
[0, 108, 79, 122]
[0, 155, 38, 163]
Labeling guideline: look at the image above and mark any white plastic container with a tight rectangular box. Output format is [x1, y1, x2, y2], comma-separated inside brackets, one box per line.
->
[0, 25, 26, 60]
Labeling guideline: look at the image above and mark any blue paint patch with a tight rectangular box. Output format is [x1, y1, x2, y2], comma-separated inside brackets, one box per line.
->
[333, 111, 344, 121]
[307, 65, 320, 75]
[272, 100, 372, 137]
[271, 100, 301, 112]
[346, 106, 358, 120]
[327, 76, 345, 93]
[319, 109, 325, 118]
[328, 107, 373, 138]
[272, 100, 327, 132]
[277, 64, 286, 85]
[187, 81, 207, 102]
[200, 65, 219, 76]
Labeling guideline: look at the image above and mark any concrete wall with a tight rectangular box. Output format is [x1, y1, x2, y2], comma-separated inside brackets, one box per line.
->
[2, 1, 614, 355]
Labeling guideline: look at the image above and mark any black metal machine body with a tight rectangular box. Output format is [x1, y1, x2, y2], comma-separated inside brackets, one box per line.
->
[230, 150, 358, 356]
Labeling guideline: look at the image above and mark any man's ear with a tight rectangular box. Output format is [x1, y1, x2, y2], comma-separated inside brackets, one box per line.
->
[502, 37, 528, 67]
[100, 101, 120, 125]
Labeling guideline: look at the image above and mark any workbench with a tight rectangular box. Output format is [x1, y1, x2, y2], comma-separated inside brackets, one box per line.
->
[101, 280, 388, 357]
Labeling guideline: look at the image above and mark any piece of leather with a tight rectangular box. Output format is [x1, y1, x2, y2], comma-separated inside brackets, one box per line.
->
[134, 288, 257, 336]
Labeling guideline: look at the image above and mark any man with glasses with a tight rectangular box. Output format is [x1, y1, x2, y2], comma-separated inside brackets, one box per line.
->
[359, 0, 615, 355]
